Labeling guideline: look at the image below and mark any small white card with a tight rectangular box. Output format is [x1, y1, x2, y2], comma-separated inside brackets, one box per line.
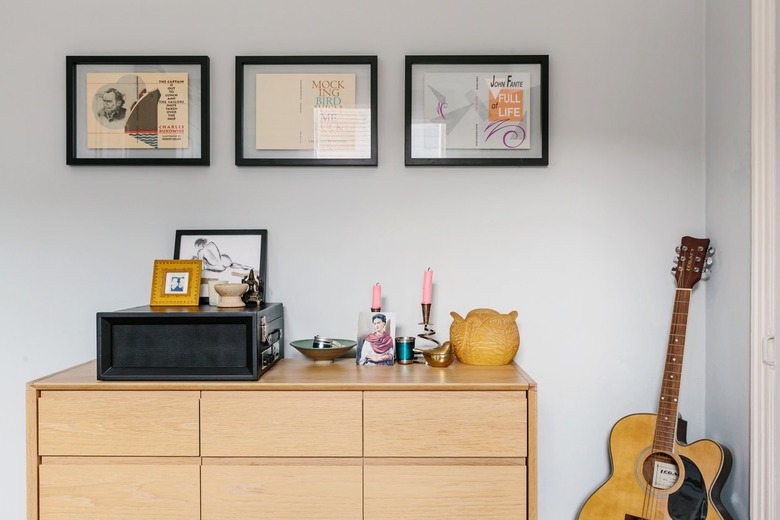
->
[652, 461, 679, 489]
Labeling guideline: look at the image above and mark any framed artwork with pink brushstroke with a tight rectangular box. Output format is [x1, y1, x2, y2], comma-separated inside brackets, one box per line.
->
[236, 55, 377, 167]
[405, 55, 548, 167]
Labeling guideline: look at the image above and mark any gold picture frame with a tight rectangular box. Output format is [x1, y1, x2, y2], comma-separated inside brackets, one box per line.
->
[150, 259, 202, 306]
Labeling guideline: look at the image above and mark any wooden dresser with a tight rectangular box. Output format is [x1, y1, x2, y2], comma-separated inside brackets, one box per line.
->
[27, 359, 537, 520]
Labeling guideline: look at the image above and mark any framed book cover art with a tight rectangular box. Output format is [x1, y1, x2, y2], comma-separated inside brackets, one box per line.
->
[405, 55, 548, 167]
[236, 56, 377, 166]
[66, 55, 210, 165]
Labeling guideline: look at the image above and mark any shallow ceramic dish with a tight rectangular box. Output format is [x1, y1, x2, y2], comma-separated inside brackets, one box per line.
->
[290, 339, 357, 365]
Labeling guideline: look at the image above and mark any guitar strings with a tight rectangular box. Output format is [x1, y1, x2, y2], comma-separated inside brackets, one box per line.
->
[642, 285, 690, 520]
[644, 293, 678, 520]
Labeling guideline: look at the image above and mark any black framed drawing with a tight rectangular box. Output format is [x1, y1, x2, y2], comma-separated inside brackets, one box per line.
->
[66, 55, 210, 165]
[236, 55, 377, 167]
[405, 55, 548, 167]
[173, 229, 268, 305]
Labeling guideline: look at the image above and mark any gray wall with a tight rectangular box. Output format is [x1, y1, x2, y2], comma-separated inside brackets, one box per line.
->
[705, 0, 752, 517]
[1, 0, 751, 518]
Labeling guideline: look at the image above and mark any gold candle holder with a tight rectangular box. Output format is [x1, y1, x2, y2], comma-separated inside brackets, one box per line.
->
[418, 303, 440, 346]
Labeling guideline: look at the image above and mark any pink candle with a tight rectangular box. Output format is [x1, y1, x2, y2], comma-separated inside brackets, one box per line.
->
[372, 283, 382, 309]
[422, 268, 433, 304]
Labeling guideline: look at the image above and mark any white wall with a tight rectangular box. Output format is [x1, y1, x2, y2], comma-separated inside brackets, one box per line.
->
[704, 0, 752, 517]
[0, 0, 721, 518]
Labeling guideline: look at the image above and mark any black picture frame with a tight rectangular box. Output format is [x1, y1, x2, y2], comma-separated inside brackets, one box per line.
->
[236, 55, 378, 167]
[66, 55, 210, 166]
[173, 229, 267, 305]
[405, 55, 548, 167]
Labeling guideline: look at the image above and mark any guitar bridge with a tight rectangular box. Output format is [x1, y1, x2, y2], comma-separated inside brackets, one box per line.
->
[625, 515, 648, 520]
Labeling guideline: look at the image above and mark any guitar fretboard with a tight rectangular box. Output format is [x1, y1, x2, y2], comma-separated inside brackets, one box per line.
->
[653, 288, 691, 453]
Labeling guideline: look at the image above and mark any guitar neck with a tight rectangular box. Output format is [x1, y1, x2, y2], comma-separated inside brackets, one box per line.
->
[653, 288, 691, 453]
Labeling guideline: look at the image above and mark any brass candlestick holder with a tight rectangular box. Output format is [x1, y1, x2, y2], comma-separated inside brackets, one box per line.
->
[418, 303, 440, 346]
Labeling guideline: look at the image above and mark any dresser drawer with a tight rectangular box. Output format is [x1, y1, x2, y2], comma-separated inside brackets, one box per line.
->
[38, 391, 200, 456]
[202, 458, 362, 520]
[365, 458, 526, 520]
[364, 391, 527, 457]
[39, 458, 200, 520]
[201, 391, 362, 456]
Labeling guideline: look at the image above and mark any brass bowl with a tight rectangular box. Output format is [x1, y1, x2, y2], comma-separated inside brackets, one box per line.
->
[415, 341, 455, 367]
[290, 339, 356, 365]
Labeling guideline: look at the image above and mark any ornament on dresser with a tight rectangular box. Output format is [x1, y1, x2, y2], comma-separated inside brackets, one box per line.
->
[241, 268, 264, 305]
[414, 341, 455, 367]
[214, 283, 248, 308]
[449, 308, 520, 365]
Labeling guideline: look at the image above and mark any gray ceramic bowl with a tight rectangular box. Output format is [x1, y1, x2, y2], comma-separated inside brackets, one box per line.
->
[290, 339, 357, 365]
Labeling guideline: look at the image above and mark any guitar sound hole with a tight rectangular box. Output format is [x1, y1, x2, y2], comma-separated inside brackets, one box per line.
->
[642, 452, 680, 490]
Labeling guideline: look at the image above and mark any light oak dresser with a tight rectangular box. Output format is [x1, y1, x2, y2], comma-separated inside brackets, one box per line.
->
[27, 359, 537, 520]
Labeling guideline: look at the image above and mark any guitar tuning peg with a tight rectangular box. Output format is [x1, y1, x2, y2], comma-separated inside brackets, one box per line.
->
[675, 246, 682, 253]
[708, 247, 715, 255]
[701, 268, 712, 281]
[671, 267, 678, 275]
[706, 257, 714, 266]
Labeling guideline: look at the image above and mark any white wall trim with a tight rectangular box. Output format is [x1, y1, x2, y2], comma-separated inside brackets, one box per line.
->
[750, 0, 777, 516]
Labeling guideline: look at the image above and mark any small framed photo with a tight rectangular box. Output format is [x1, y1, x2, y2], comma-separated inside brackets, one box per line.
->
[173, 229, 268, 305]
[66, 55, 210, 165]
[150, 260, 202, 306]
[356, 311, 396, 365]
[236, 55, 377, 166]
[405, 55, 549, 166]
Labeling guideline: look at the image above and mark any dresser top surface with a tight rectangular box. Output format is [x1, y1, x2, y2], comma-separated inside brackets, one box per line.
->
[29, 358, 536, 391]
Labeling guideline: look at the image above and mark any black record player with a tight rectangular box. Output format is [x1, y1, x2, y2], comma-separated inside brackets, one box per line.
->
[96, 302, 283, 381]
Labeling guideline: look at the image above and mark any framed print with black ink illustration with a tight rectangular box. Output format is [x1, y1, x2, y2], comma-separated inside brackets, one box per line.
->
[174, 229, 267, 305]
[67, 55, 210, 165]
[405, 55, 548, 167]
[236, 56, 377, 166]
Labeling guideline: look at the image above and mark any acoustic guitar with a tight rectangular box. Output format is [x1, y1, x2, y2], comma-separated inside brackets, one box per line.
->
[577, 236, 733, 520]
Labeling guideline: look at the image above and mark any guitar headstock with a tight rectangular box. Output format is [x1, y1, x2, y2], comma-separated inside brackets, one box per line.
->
[671, 236, 713, 289]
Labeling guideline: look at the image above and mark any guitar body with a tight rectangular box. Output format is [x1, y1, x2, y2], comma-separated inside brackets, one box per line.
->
[578, 413, 733, 520]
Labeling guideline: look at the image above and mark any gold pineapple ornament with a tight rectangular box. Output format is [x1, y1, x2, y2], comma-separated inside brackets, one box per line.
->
[449, 308, 520, 365]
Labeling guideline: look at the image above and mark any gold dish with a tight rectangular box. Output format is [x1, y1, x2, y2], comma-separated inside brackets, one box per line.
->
[414, 341, 455, 367]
